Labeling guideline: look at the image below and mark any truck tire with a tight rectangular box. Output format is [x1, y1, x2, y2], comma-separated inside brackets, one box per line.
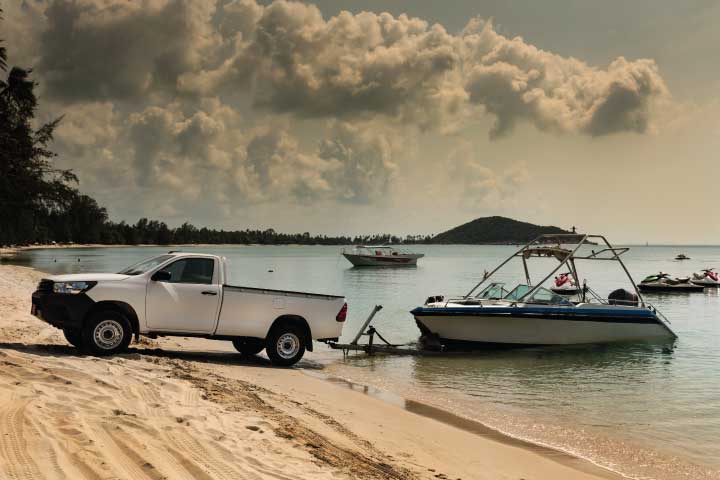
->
[266, 325, 306, 366]
[63, 328, 83, 349]
[81, 310, 132, 356]
[232, 338, 265, 356]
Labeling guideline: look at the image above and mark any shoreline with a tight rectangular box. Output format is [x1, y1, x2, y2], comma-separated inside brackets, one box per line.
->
[313, 373, 626, 480]
[0, 243, 261, 256]
[0, 263, 619, 480]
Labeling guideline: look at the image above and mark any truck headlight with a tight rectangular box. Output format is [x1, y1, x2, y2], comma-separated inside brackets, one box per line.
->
[53, 281, 97, 294]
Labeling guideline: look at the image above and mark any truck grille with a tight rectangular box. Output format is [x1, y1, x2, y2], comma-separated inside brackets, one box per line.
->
[37, 279, 54, 293]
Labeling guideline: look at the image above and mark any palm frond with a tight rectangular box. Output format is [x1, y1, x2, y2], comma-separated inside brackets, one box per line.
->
[0, 5, 7, 71]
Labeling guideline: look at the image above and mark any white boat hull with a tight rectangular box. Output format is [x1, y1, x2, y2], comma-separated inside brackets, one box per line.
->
[343, 253, 422, 267]
[413, 307, 675, 345]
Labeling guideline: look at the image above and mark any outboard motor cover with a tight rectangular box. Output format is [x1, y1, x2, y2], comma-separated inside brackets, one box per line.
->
[608, 288, 638, 306]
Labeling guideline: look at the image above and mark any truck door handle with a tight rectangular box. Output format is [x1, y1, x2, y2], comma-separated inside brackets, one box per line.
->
[201, 291, 218, 296]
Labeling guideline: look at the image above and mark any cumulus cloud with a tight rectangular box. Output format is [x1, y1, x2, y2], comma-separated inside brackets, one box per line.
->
[122, 101, 395, 208]
[232, 121, 396, 204]
[14, 0, 669, 138]
[462, 20, 668, 137]
[37, 0, 221, 102]
[317, 122, 396, 203]
[176, 2, 668, 137]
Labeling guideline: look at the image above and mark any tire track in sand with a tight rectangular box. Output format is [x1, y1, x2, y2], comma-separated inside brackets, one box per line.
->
[91, 424, 163, 480]
[164, 430, 252, 480]
[0, 399, 44, 480]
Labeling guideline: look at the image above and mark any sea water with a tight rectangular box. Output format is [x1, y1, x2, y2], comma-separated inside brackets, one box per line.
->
[7, 244, 720, 479]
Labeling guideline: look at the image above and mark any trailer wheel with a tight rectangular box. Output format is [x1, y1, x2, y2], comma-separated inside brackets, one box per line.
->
[232, 338, 265, 356]
[63, 328, 83, 349]
[266, 325, 306, 366]
[82, 310, 132, 356]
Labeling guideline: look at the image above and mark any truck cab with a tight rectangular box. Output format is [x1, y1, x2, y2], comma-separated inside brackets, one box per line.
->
[31, 252, 347, 366]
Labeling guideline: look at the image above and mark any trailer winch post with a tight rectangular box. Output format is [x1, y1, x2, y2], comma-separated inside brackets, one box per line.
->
[350, 305, 383, 345]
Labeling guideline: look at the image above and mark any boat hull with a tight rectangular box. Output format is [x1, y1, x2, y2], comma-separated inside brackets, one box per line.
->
[343, 253, 423, 267]
[412, 306, 675, 346]
[690, 280, 720, 287]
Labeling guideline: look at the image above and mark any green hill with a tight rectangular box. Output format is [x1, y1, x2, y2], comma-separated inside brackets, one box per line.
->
[430, 216, 572, 244]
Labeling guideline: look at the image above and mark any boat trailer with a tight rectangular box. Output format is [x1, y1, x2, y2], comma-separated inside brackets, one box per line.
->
[327, 305, 445, 356]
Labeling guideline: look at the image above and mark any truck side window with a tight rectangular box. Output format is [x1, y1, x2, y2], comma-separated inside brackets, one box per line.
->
[163, 259, 214, 285]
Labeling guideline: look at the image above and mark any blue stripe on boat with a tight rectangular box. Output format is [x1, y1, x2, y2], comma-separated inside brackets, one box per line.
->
[410, 306, 659, 324]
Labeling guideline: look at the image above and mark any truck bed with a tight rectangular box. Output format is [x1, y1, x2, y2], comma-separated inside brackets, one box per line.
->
[217, 285, 346, 340]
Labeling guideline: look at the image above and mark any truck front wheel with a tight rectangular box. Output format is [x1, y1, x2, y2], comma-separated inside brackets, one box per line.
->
[266, 325, 306, 366]
[232, 338, 265, 356]
[82, 310, 132, 356]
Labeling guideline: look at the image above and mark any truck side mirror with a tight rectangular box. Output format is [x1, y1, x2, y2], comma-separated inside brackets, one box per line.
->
[151, 270, 172, 282]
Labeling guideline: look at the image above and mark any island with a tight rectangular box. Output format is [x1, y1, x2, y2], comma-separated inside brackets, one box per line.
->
[428, 216, 577, 245]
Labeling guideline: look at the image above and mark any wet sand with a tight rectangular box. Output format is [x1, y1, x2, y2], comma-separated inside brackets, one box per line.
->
[0, 264, 619, 479]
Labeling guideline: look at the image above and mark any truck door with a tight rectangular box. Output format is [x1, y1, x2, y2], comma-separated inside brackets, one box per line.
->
[146, 257, 221, 333]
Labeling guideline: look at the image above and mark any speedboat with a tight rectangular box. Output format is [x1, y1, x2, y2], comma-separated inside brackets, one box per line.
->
[411, 234, 676, 348]
[675, 254, 690, 260]
[550, 272, 581, 296]
[342, 245, 424, 267]
[637, 272, 704, 292]
[690, 268, 720, 287]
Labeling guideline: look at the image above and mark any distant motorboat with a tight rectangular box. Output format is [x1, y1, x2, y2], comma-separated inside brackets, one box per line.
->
[691, 268, 720, 287]
[342, 245, 424, 267]
[675, 254, 690, 260]
[412, 234, 676, 347]
[637, 272, 704, 292]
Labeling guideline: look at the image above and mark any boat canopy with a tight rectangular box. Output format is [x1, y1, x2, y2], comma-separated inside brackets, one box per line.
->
[465, 234, 644, 306]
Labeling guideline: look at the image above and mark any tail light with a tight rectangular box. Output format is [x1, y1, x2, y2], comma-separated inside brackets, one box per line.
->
[336, 303, 347, 322]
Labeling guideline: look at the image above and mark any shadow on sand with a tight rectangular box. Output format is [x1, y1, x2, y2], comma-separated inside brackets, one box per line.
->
[0, 342, 325, 370]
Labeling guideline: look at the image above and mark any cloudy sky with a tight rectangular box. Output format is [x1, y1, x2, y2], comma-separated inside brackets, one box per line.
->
[5, 0, 720, 243]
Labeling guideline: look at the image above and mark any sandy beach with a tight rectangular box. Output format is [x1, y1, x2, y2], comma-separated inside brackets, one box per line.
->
[0, 264, 620, 480]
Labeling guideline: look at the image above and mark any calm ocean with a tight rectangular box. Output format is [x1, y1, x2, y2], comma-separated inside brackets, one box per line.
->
[7, 244, 720, 479]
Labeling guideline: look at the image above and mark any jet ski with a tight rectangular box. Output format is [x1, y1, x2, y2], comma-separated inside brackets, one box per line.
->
[675, 254, 690, 260]
[691, 268, 720, 287]
[550, 272, 581, 295]
[637, 272, 705, 292]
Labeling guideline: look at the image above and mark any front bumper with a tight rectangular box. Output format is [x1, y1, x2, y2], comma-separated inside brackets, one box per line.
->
[31, 290, 94, 330]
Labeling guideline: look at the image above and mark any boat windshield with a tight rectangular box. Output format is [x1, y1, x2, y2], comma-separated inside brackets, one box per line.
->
[476, 283, 509, 299]
[525, 287, 572, 305]
[504, 284, 532, 301]
[502, 285, 571, 305]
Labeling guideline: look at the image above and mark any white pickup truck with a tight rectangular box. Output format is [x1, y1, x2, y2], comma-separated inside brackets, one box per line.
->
[31, 252, 347, 366]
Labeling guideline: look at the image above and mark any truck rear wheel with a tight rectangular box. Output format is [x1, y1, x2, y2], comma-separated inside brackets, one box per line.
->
[232, 338, 265, 356]
[266, 325, 306, 366]
[82, 310, 132, 356]
[63, 328, 83, 349]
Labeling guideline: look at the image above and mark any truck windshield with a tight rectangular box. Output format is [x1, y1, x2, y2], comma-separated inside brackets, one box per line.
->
[118, 255, 173, 275]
